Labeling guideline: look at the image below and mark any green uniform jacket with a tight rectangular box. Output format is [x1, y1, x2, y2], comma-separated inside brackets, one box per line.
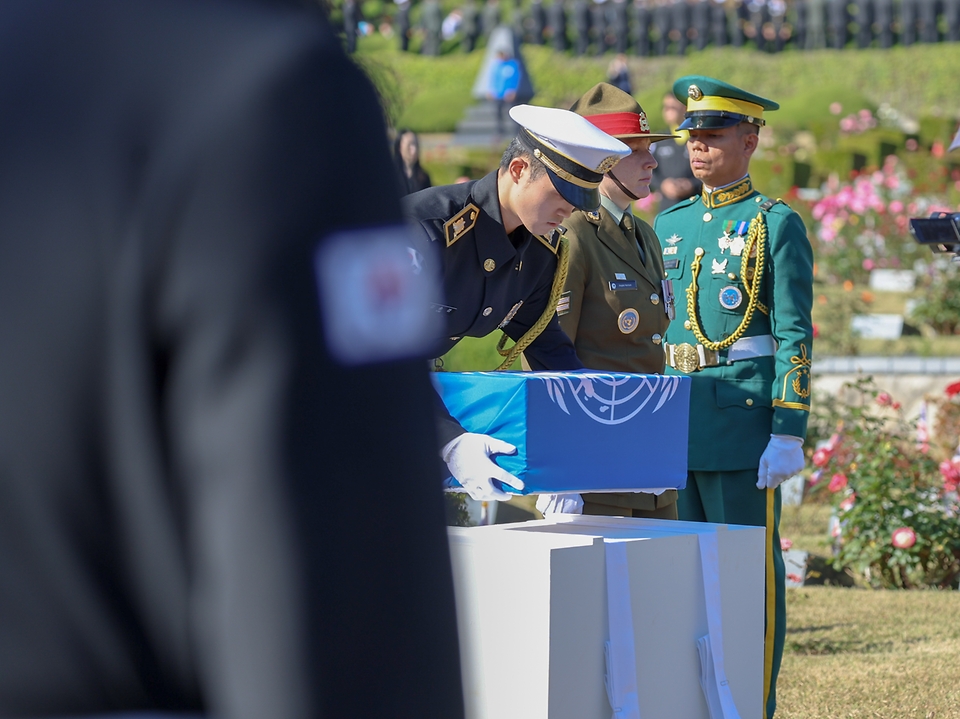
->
[558, 206, 676, 510]
[653, 177, 814, 471]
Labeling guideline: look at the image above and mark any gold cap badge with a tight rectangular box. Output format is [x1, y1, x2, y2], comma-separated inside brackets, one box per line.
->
[688, 84, 703, 101]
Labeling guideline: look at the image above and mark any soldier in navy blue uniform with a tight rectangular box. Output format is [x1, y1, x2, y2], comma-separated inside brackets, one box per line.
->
[0, 1, 464, 717]
[403, 105, 631, 502]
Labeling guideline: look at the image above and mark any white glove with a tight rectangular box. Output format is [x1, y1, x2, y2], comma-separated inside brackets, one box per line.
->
[536, 493, 584, 516]
[442, 432, 523, 502]
[757, 434, 805, 490]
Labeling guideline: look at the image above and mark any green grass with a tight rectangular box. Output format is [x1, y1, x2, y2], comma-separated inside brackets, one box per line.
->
[748, 503, 960, 717]
[781, 586, 960, 718]
[355, 38, 960, 135]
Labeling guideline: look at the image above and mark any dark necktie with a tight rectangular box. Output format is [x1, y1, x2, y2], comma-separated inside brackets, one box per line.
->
[621, 212, 645, 264]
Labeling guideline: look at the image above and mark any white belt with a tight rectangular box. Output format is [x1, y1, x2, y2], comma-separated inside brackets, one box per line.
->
[726, 334, 777, 362]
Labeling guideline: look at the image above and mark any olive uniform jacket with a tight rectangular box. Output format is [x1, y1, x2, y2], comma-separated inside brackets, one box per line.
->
[404, 171, 583, 446]
[557, 205, 677, 510]
[653, 177, 814, 471]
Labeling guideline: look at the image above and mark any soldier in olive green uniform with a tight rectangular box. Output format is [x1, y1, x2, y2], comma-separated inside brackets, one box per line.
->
[653, 76, 813, 719]
[537, 82, 681, 519]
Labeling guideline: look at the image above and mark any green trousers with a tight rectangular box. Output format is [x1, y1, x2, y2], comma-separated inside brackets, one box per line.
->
[678, 469, 785, 719]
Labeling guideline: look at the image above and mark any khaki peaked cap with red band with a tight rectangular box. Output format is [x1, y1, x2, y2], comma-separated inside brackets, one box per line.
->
[569, 82, 677, 143]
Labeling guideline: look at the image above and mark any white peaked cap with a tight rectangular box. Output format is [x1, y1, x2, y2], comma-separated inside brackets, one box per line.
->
[509, 104, 631, 210]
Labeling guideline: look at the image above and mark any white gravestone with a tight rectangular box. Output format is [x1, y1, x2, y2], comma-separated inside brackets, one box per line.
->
[851, 313, 904, 340]
[869, 269, 916, 292]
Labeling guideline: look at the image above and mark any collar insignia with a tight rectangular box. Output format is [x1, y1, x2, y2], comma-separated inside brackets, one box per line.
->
[702, 177, 754, 209]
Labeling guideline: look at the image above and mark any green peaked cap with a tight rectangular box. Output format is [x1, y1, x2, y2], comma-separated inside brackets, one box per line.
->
[672, 75, 779, 130]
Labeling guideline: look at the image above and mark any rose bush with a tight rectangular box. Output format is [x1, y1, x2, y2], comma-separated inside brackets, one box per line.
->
[808, 377, 960, 589]
[802, 155, 956, 285]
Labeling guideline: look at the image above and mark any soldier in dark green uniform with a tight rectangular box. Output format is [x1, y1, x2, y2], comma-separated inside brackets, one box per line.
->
[536, 82, 680, 519]
[653, 76, 813, 719]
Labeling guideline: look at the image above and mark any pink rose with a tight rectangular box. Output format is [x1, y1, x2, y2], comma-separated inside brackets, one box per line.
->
[839, 494, 856, 512]
[828, 473, 848, 492]
[780, 538, 794, 551]
[892, 401, 901, 410]
[891, 527, 916, 549]
[862, 258, 875, 271]
[876, 392, 892, 406]
[812, 448, 831, 467]
[786, 573, 804, 584]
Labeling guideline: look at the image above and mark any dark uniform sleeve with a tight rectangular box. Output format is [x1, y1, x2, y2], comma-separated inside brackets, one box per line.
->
[150, 27, 463, 719]
[505, 279, 584, 372]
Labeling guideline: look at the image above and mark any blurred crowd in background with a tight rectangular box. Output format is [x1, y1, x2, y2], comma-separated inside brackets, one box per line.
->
[338, 0, 960, 55]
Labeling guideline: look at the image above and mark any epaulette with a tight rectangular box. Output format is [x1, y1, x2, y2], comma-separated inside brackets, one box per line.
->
[759, 197, 792, 213]
[658, 194, 699, 216]
[443, 203, 479, 247]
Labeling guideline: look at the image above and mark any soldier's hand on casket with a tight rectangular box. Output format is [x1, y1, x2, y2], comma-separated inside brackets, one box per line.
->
[535, 493, 584, 516]
[756, 434, 805, 490]
[442, 432, 523, 501]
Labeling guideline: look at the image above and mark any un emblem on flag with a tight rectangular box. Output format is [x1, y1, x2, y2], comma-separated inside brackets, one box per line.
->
[540, 373, 684, 426]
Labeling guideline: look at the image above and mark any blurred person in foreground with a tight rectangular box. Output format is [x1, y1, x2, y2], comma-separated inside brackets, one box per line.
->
[403, 105, 631, 503]
[536, 83, 680, 519]
[0, 1, 463, 717]
[654, 75, 814, 719]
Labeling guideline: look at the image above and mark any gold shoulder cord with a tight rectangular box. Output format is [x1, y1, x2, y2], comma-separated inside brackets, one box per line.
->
[686, 211, 769, 351]
[495, 236, 570, 370]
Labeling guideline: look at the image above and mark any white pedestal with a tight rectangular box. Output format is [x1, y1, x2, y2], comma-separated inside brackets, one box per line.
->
[449, 516, 765, 719]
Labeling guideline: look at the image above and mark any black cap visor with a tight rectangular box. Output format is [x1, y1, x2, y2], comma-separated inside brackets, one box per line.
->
[679, 111, 759, 131]
[518, 128, 603, 212]
[547, 169, 600, 211]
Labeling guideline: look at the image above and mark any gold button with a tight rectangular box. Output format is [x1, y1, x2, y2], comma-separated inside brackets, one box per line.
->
[483, 258, 496, 272]
[727, 273, 737, 280]
[684, 320, 691, 330]
[652, 333, 662, 345]
[650, 293, 660, 305]
[482, 307, 493, 316]
[703, 212, 713, 222]
[694, 247, 704, 257]
[746, 398, 754, 406]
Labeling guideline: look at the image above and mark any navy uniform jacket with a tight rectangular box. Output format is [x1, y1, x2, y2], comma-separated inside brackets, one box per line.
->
[403, 172, 583, 444]
[0, 2, 463, 717]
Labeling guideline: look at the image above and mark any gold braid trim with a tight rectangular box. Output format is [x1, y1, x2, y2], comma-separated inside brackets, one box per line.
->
[686, 211, 767, 351]
[495, 236, 570, 370]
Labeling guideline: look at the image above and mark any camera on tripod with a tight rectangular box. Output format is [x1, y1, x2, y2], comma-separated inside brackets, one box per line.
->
[909, 212, 960, 255]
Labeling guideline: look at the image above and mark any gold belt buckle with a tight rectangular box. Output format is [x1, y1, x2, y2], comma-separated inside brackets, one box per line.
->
[673, 342, 700, 374]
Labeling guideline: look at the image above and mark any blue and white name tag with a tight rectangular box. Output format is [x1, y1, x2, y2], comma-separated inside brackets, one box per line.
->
[315, 225, 440, 365]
